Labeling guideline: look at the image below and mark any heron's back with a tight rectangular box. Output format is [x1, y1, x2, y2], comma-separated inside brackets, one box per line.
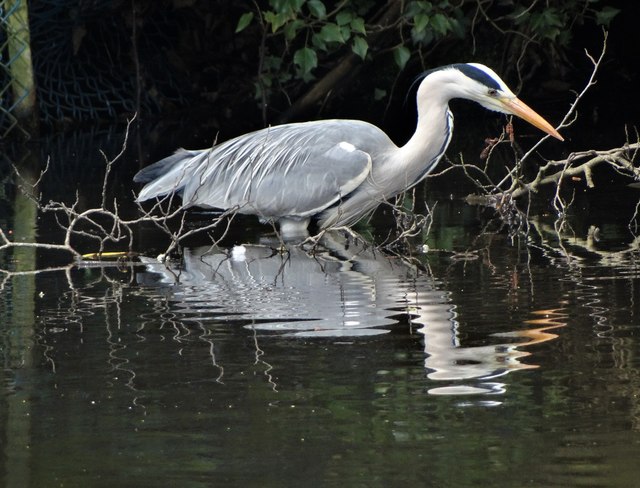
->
[135, 120, 396, 224]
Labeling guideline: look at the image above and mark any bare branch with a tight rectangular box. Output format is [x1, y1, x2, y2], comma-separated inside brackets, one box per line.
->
[488, 30, 608, 195]
[442, 30, 640, 232]
[0, 115, 246, 275]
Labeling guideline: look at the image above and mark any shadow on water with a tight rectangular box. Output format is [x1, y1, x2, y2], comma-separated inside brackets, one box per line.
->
[2, 124, 640, 486]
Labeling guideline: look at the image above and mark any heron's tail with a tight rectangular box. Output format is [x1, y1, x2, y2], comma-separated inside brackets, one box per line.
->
[134, 148, 205, 202]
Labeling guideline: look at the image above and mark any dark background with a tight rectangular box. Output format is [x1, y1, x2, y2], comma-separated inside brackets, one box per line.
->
[15, 0, 638, 142]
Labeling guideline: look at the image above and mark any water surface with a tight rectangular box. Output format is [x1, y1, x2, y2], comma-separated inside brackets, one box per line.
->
[2, 127, 640, 487]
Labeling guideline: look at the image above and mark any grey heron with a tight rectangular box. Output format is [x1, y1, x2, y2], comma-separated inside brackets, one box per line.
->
[135, 63, 563, 235]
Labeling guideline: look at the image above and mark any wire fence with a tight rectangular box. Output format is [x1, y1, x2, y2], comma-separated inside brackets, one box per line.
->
[0, 0, 32, 139]
[1, 0, 191, 140]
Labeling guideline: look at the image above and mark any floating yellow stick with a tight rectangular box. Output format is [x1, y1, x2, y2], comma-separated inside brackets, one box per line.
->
[81, 251, 138, 260]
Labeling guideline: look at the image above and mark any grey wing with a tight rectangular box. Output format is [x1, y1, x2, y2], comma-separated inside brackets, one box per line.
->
[135, 149, 208, 201]
[181, 122, 373, 219]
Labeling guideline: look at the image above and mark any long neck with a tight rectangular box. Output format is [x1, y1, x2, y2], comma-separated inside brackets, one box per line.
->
[396, 91, 453, 185]
[367, 93, 453, 204]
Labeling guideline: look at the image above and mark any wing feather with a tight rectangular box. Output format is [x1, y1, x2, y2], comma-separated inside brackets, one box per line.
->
[176, 121, 378, 218]
[135, 120, 393, 220]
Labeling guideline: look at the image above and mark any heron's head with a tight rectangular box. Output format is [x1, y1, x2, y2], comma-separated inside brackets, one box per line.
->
[417, 63, 564, 141]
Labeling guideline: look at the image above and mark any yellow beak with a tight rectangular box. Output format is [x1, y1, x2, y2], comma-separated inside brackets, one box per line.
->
[501, 97, 564, 141]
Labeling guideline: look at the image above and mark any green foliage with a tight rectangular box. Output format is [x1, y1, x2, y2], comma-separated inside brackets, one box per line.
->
[235, 12, 254, 33]
[238, 0, 374, 102]
[510, 1, 620, 43]
[595, 6, 620, 27]
[307, 0, 327, 19]
[234, 0, 620, 108]
[352, 36, 368, 60]
[405, 0, 465, 45]
[293, 47, 318, 79]
[393, 46, 411, 71]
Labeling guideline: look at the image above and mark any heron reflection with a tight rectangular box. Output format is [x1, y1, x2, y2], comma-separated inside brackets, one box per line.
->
[137, 232, 564, 395]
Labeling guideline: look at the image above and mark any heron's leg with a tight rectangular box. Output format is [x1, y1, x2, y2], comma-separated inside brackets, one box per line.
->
[278, 218, 310, 239]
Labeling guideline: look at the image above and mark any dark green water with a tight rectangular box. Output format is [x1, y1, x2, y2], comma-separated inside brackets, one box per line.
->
[2, 126, 640, 487]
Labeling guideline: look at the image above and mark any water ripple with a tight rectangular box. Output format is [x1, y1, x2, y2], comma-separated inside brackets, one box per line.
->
[133, 232, 563, 396]
[137, 237, 412, 336]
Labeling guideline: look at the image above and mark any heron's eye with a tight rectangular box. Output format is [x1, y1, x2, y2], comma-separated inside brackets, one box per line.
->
[488, 88, 499, 97]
